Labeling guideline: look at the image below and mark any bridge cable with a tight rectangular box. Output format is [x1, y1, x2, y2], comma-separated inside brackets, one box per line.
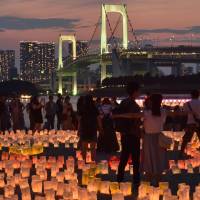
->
[124, 5, 140, 49]
[108, 15, 122, 44]
[76, 16, 101, 57]
[102, 4, 115, 41]
[87, 15, 101, 52]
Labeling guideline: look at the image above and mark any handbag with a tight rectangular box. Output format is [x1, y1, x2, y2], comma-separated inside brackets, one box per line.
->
[159, 133, 172, 149]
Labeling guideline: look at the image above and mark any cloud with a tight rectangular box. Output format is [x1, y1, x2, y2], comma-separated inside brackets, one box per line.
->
[0, 16, 80, 30]
[135, 26, 200, 35]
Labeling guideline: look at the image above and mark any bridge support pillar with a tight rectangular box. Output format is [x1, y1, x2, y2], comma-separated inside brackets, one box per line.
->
[57, 35, 77, 94]
[58, 75, 63, 94]
[72, 72, 77, 96]
[101, 4, 128, 54]
[101, 62, 107, 82]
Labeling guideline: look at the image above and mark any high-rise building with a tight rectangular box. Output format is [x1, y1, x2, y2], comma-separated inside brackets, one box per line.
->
[20, 41, 55, 83]
[0, 50, 15, 81]
[69, 40, 88, 57]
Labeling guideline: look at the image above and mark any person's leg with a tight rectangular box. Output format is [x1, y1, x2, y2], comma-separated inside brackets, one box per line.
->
[57, 114, 61, 130]
[117, 135, 130, 182]
[30, 115, 34, 130]
[196, 127, 200, 142]
[81, 141, 88, 161]
[180, 125, 194, 154]
[46, 117, 50, 130]
[131, 136, 141, 187]
[50, 116, 55, 129]
[90, 142, 96, 161]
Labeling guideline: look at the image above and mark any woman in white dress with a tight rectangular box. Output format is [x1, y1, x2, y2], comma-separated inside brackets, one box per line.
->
[141, 94, 168, 186]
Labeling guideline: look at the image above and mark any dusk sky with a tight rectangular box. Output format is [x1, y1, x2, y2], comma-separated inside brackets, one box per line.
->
[1, 0, 200, 66]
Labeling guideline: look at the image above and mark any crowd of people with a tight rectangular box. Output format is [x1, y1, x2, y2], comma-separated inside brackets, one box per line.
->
[0, 82, 200, 195]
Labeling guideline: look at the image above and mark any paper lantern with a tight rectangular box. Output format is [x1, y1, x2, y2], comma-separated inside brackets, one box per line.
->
[4, 185, 15, 198]
[32, 177, 43, 193]
[6, 176, 15, 187]
[112, 193, 124, 200]
[51, 166, 59, 177]
[52, 178, 59, 191]
[45, 189, 55, 200]
[78, 188, 89, 200]
[35, 196, 45, 200]
[56, 182, 65, 196]
[100, 161, 108, 174]
[21, 168, 30, 178]
[159, 182, 169, 195]
[14, 173, 22, 185]
[120, 182, 132, 196]
[110, 182, 120, 194]
[38, 169, 47, 181]
[0, 173, 5, 188]
[78, 160, 85, 170]
[44, 181, 54, 191]
[21, 187, 31, 200]
[99, 181, 110, 194]
[19, 178, 29, 189]
[87, 178, 98, 192]
[56, 172, 64, 182]
[138, 183, 150, 199]
[63, 190, 73, 200]
[148, 187, 160, 200]
[88, 191, 97, 200]
[82, 170, 89, 186]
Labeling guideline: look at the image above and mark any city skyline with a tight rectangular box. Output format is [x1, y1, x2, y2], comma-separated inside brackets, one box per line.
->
[0, 0, 200, 67]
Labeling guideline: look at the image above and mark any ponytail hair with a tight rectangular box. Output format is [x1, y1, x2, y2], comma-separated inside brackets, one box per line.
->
[150, 94, 163, 116]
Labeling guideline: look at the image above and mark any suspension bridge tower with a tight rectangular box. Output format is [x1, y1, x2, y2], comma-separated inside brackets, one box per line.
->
[100, 4, 129, 81]
[58, 35, 77, 95]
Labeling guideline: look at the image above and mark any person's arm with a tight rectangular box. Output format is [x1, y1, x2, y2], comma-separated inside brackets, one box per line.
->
[32, 103, 42, 109]
[77, 115, 81, 136]
[97, 115, 104, 135]
[166, 110, 188, 117]
[112, 112, 143, 119]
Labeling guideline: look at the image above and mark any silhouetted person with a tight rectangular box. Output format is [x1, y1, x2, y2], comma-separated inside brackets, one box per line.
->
[143, 93, 151, 110]
[117, 81, 141, 192]
[111, 96, 119, 110]
[26, 97, 35, 130]
[32, 96, 44, 131]
[95, 97, 102, 112]
[45, 95, 57, 130]
[172, 105, 182, 131]
[62, 96, 74, 130]
[97, 98, 119, 153]
[141, 94, 168, 186]
[78, 95, 103, 161]
[0, 96, 11, 131]
[180, 90, 200, 155]
[10, 96, 24, 130]
[56, 94, 63, 130]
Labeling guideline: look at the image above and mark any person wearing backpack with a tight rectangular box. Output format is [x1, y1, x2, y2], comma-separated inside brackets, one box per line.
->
[180, 90, 200, 156]
[116, 81, 142, 193]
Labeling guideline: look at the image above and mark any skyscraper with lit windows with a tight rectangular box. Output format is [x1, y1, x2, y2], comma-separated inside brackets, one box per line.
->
[0, 50, 15, 81]
[20, 41, 55, 84]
